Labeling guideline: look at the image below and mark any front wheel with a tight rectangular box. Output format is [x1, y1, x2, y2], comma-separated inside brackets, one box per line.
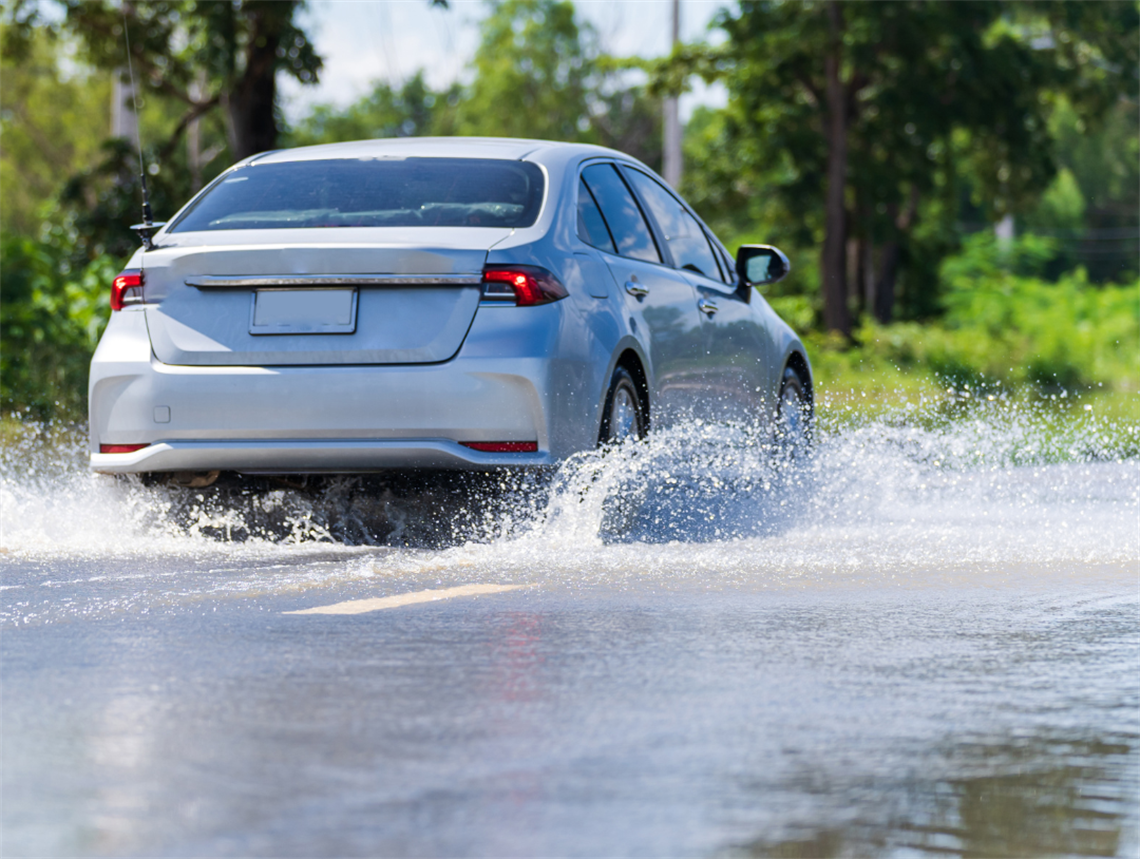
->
[775, 365, 812, 450]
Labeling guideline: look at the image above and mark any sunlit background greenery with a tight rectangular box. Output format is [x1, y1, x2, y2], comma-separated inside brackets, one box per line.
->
[2, 0, 1136, 422]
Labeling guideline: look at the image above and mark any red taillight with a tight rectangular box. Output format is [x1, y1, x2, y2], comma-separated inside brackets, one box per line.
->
[110, 269, 144, 311]
[461, 442, 539, 453]
[99, 443, 149, 454]
[482, 265, 568, 307]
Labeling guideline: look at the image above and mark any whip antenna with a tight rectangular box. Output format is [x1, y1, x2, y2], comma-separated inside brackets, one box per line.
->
[121, 7, 162, 249]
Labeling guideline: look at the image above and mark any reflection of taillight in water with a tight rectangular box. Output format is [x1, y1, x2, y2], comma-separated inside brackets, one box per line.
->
[482, 265, 568, 306]
[493, 612, 543, 703]
[110, 269, 144, 311]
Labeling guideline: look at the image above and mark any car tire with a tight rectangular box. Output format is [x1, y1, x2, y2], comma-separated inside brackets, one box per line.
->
[598, 365, 646, 445]
[776, 364, 812, 450]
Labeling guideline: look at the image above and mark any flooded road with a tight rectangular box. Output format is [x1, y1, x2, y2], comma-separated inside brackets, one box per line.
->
[2, 398, 1138, 857]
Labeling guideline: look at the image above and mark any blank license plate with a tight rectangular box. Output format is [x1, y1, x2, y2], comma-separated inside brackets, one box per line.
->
[249, 289, 358, 335]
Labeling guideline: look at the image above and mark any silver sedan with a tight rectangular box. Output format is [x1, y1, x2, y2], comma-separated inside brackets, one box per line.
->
[88, 138, 811, 480]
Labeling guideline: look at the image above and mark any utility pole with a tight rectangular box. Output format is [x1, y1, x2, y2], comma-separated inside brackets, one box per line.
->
[111, 70, 138, 143]
[662, 0, 682, 188]
[188, 72, 205, 192]
[111, 1, 138, 142]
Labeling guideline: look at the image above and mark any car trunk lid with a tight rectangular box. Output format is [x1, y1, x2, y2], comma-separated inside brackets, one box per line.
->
[141, 230, 507, 366]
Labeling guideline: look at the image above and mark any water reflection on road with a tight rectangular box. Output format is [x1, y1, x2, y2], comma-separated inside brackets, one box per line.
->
[1, 399, 1137, 857]
[737, 733, 1136, 858]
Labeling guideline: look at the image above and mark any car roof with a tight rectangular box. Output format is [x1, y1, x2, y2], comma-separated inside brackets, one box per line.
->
[249, 137, 631, 166]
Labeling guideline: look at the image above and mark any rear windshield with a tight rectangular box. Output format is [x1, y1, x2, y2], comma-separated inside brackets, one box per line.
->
[171, 157, 545, 231]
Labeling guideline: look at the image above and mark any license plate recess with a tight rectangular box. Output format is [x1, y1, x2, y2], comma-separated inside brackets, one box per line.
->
[249, 288, 358, 335]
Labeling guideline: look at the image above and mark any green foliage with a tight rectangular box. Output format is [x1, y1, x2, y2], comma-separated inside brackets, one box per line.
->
[588, 84, 663, 173]
[0, 21, 111, 238]
[4, 0, 324, 174]
[57, 137, 197, 266]
[766, 294, 817, 334]
[683, 0, 1140, 327]
[1, 233, 116, 419]
[1030, 168, 1086, 234]
[287, 0, 664, 168]
[286, 73, 461, 146]
[938, 234, 1139, 390]
[1020, 96, 1139, 283]
[455, 0, 591, 141]
[681, 106, 820, 301]
[803, 233, 1139, 398]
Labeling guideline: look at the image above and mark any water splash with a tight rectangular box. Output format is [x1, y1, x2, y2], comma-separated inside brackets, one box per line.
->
[1, 395, 1136, 573]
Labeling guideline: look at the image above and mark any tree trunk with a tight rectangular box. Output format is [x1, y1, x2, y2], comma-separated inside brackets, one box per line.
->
[873, 185, 919, 324]
[228, 3, 287, 161]
[821, 1, 849, 336]
[874, 235, 900, 324]
[847, 236, 861, 315]
[856, 235, 873, 318]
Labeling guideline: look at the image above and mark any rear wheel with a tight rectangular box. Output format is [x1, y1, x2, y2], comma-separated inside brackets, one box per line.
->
[596, 365, 646, 540]
[598, 365, 646, 444]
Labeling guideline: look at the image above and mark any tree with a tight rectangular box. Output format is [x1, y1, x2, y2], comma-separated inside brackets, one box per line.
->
[1021, 96, 1139, 284]
[456, 0, 591, 141]
[0, 233, 115, 418]
[589, 84, 663, 173]
[713, 1, 1138, 333]
[63, 0, 323, 162]
[2, 0, 453, 259]
[287, 72, 461, 147]
[0, 23, 112, 237]
[289, 0, 662, 169]
[457, 0, 664, 162]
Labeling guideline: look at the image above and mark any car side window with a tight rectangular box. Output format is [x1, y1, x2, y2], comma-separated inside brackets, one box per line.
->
[699, 231, 738, 286]
[577, 177, 616, 255]
[623, 169, 721, 280]
[580, 164, 660, 263]
[705, 236, 738, 286]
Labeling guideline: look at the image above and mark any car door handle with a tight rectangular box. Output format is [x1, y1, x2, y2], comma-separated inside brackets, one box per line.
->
[624, 281, 649, 298]
[698, 298, 719, 316]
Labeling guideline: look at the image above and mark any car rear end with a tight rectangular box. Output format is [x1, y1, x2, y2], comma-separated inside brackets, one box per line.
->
[89, 144, 584, 476]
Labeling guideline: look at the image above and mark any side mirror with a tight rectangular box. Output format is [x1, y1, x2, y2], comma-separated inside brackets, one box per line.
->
[736, 245, 790, 288]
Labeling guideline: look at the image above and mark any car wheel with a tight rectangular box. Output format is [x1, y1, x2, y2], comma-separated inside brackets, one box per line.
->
[596, 366, 646, 540]
[776, 364, 812, 450]
[598, 365, 646, 444]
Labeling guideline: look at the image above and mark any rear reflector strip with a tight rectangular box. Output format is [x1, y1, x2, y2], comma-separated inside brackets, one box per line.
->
[460, 442, 538, 453]
[99, 443, 149, 454]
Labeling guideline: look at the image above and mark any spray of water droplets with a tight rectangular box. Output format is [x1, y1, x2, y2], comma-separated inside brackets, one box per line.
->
[1, 395, 1137, 593]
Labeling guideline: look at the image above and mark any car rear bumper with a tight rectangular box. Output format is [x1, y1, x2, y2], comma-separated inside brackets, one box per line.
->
[90, 438, 553, 474]
[88, 308, 574, 474]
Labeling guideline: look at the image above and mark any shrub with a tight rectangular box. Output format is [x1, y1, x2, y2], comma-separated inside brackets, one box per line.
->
[806, 234, 1139, 398]
[1, 233, 115, 419]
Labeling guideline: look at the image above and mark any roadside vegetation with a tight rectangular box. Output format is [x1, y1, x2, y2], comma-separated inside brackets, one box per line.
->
[2, 0, 1136, 430]
[802, 234, 1139, 407]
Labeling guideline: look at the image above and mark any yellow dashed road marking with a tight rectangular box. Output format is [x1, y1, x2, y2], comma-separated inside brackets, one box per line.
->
[284, 583, 527, 615]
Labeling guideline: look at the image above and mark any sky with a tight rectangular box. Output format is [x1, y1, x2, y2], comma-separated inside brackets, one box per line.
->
[278, 0, 731, 124]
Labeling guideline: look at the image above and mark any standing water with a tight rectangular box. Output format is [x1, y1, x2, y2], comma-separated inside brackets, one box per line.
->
[2, 394, 1138, 857]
